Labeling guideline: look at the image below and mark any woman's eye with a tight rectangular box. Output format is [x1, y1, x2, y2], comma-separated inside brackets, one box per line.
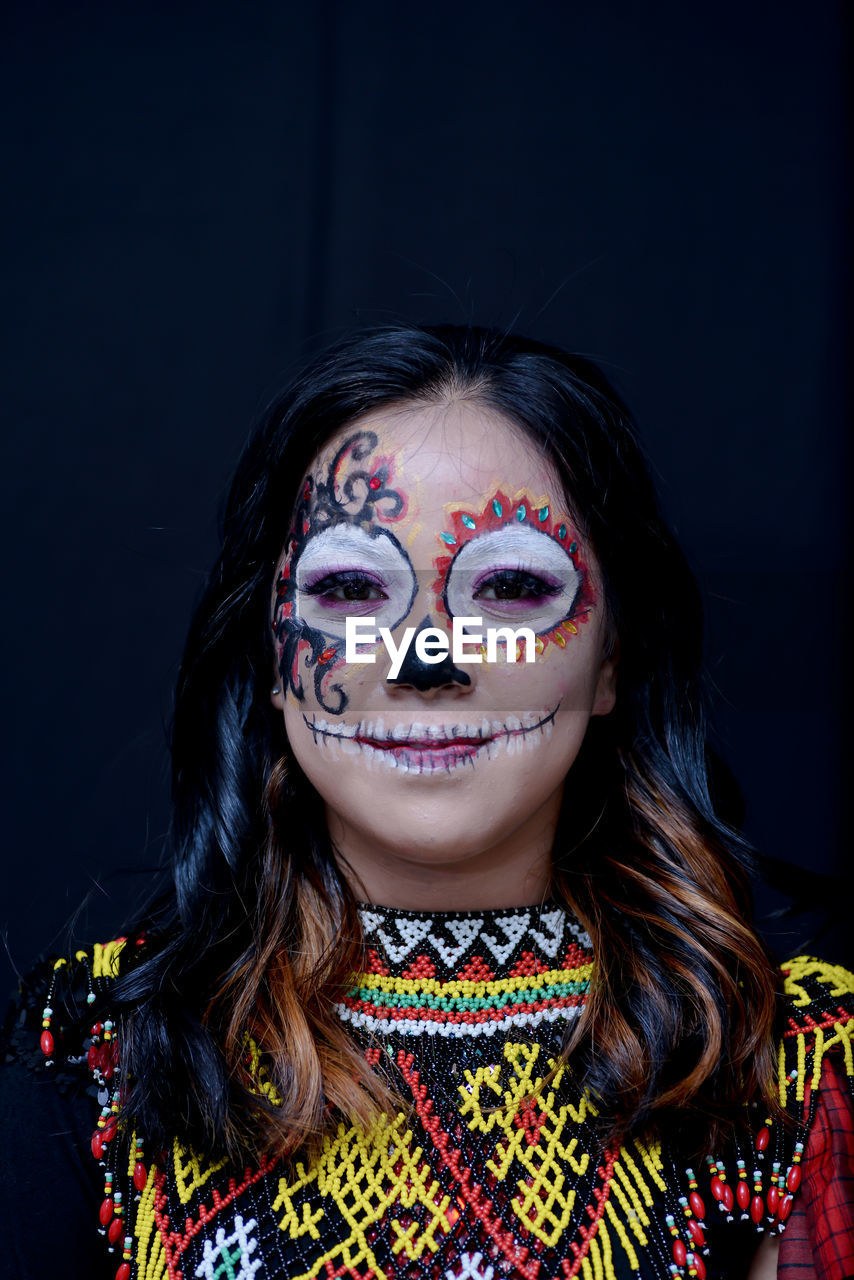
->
[304, 572, 387, 604]
[473, 570, 559, 602]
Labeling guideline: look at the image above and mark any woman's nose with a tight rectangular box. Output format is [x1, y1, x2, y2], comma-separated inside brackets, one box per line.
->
[386, 616, 473, 695]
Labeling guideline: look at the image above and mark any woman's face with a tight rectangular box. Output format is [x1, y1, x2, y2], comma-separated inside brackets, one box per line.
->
[270, 399, 617, 906]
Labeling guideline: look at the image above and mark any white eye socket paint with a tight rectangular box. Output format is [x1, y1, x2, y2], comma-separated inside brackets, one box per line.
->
[294, 523, 417, 639]
[444, 525, 581, 635]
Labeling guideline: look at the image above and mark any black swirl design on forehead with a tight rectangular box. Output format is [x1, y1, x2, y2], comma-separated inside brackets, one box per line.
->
[302, 430, 405, 533]
[272, 430, 408, 715]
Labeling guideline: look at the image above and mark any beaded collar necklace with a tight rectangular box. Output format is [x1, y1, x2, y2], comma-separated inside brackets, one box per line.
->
[337, 900, 594, 1040]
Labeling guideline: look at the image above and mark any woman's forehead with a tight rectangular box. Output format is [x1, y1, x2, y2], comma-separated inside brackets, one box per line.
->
[302, 400, 564, 512]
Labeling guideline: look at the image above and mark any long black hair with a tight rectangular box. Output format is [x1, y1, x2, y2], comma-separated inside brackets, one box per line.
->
[111, 324, 780, 1159]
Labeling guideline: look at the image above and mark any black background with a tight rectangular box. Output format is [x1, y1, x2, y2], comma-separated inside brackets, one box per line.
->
[1, 2, 850, 977]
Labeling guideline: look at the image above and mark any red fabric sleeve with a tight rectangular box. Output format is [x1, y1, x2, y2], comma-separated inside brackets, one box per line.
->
[778, 1053, 854, 1280]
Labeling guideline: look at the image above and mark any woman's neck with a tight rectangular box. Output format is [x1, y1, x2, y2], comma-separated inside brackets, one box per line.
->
[326, 789, 559, 912]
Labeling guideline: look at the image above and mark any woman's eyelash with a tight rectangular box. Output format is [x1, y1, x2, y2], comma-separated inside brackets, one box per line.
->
[303, 570, 388, 602]
[472, 568, 562, 600]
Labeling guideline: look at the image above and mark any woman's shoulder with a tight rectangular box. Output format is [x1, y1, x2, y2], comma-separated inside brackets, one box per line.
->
[775, 953, 854, 1112]
[774, 954, 854, 1277]
[0, 940, 135, 1275]
[777, 954, 854, 1066]
[2, 937, 132, 1080]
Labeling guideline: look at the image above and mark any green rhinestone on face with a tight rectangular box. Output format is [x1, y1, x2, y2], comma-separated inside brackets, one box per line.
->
[569, 541, 578, 554]
[538, 506, 549, 522]
[461, 514, 476, 530]
[516, 504, 526, 521]
[440, 532, 457, 546]
[558, 524, 567, 539]
[492, 499, 503, 517]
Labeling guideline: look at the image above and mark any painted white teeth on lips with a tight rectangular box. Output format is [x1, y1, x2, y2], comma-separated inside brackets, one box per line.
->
[309, 719, 357, 739]
[371, 722, 486, 744]
[309, 709, 555, 743]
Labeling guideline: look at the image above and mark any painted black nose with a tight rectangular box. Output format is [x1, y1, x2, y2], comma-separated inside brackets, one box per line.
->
[387, 616, 472, 692]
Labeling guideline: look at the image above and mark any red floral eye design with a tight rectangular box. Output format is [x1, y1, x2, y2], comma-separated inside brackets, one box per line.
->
[431, 490, 594, 653]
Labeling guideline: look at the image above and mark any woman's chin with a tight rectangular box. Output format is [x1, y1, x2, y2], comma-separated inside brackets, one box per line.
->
[324, 777, 561, 876]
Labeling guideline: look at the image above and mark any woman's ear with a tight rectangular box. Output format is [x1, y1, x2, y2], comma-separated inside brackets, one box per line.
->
[592, 634, 619, 717]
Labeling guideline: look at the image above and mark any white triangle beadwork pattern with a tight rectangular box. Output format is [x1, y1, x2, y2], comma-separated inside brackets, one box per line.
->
[479, 913, 530, 965]
[428, 917, 487, 967]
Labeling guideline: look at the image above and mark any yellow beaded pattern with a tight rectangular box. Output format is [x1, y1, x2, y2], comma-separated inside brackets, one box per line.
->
[243, 1031, 284, 1106]
[85, 939, 127, 979]
[79, 935, 852, 1280]
[261, 1036, 666, 1280]
[459, 1042, 593, 1244]
[173, 1139, 229, 1206]
[132, 1156, 165, 1280]
[272, 1110, 450, 1276]
[355, 962, 593, 1001]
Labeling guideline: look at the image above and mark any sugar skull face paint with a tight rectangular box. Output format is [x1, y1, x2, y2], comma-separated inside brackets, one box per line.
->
[445, 523, 581, 630]
[270, 400, 618, 909]
[272, 429, 413, 714]
[433, 488, 596, 655]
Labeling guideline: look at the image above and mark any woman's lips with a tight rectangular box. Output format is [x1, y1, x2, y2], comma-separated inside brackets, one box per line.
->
[304, 709, 558, 745]
[301, 707, 560, 773]
[356, 733, 488, 750]
[355, 734, 488, 768]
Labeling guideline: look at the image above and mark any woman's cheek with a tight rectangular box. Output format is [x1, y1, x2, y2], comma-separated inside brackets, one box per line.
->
[482, 646, 591, 711]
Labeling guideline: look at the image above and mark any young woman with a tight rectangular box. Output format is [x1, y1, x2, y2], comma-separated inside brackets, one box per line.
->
[3, 325, 852, 1279]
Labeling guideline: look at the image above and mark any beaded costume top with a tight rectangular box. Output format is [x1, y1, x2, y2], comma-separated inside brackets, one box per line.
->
[11, 902, 854, 1280]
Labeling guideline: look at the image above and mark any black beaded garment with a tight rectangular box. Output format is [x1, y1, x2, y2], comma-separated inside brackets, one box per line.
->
[4, 902, 854, 1279]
